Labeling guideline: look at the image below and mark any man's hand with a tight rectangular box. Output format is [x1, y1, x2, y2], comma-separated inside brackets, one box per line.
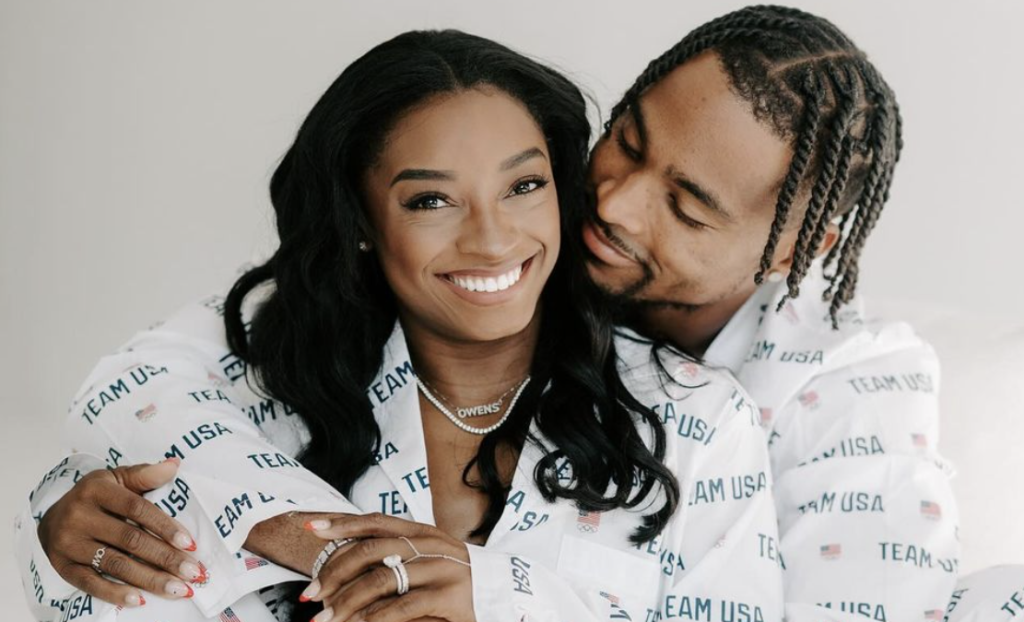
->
[37, 459, 205, 607]
[302, 513, 473, 622]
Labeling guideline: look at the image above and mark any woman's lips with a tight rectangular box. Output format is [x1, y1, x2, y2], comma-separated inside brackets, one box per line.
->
[439, 256, 535, 304]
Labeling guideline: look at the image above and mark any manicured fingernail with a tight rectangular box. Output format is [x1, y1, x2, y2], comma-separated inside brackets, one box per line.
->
[312, 608, 333, 622]
[298, 580, 320, 602]
[180, 561, 202, 581]
[304, 519, 331, 531]
[174, 531, 197, 551]
[124, 592, 144, 607]
[164, 457, 182, 466]
[165, 580, 193, 598]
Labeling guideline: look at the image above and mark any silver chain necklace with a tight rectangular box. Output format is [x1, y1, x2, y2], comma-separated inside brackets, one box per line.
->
[416, 376, 531, 435]
[418, 377, 522, 419]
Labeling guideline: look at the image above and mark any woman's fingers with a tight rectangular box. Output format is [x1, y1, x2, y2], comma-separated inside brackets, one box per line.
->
[92, 512, 206, 585]
[81, 538, 196, 600]
[312, 537, 427, 603]
[307, 512, 437, 540]
[315, 559, 444, 622]
[96, 466, 197, 552]
[59, 558, 148, 609]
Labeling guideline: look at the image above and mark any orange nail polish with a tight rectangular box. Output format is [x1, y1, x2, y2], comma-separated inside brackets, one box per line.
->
[139, 595, 146, 606]
[299, 594, 310, 603]
[185, 584, 194, 599]
[185, 539, 197, 552]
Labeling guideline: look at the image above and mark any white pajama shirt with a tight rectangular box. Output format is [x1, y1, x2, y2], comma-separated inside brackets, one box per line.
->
[14, 291, 784, 622]
[16, 260, 1020, 621]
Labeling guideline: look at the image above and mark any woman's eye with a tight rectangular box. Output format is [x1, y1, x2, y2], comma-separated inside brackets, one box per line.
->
[509, 177, 549, 196]
[404, 194, 450, 210]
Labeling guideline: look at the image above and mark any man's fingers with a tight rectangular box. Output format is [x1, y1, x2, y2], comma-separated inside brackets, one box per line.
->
[62, 562, 146, 608]
[83, 540, 195, 600]
[307, 512, 436, 540]
[114, 459, 179, 495]
[91, 512, 206, 584]
[97, 477, 196, 552]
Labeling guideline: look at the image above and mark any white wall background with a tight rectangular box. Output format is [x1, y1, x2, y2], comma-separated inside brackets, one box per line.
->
[2, 1, 1022, 619]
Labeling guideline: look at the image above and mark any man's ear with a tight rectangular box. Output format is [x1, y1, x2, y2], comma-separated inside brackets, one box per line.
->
[773, 222, 841, 273]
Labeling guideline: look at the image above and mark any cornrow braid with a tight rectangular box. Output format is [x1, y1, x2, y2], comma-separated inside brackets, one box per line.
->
[606, 5, 902, 327]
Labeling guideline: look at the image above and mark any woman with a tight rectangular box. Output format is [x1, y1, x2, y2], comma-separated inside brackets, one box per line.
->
[16, 30, 781, 622]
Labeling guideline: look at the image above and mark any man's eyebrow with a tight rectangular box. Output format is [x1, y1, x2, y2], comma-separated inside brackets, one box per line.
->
[390, 169, 456, 187]
[666, 165, 734, 222]
[500, 147, 546, 171]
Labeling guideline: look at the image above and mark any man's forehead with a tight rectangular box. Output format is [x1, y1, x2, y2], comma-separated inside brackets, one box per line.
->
[636, 53, 793, 218]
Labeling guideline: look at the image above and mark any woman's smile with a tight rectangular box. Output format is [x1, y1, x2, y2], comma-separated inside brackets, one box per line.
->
[439, 256, 535, 305]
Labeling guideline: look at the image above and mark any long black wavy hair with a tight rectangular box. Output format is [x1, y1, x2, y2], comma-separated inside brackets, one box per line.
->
[223, 30, 679, 575]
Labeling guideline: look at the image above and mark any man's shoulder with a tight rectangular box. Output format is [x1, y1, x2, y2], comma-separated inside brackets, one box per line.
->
[613, 329, 757, 429]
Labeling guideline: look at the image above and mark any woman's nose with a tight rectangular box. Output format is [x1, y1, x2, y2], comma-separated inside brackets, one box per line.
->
[457, 202, 518, 259]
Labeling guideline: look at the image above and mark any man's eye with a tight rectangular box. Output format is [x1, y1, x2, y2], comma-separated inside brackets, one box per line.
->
[616, 127, 642, 162]
[403, 194, 450, 210]
[669, 194, 708, 231]
[509, 177, 549, 197]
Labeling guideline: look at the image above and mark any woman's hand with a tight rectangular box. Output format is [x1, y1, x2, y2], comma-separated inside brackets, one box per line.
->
[303, 513, 475, 622]
[37, 459, 206, 607]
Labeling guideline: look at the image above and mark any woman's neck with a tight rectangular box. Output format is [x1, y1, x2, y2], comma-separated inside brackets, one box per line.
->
[399, 310, 540, 407]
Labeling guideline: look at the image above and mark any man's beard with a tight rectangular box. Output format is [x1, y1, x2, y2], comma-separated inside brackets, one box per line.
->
[590, 259, 703, 321]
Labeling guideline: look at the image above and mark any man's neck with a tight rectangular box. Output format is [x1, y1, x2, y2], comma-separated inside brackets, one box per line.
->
[637, 290, 753, 359]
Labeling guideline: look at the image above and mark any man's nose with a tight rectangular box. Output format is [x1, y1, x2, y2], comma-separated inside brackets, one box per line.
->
[457, 202, 518, 259]
[594, 173, 648, 236]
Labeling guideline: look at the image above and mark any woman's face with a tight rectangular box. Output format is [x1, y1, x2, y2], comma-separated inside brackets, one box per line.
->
[362, 87, 560, 343]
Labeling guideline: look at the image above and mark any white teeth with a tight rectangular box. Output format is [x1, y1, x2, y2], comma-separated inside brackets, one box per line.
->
[448, 262, 525, 294]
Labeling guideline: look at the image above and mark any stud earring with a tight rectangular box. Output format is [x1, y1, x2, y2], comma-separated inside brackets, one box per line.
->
[766, 271, 785, 284]
[358, 241, 371, 252]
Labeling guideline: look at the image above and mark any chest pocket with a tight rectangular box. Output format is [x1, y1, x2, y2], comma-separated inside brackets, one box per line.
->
[556, 534, 663, 606]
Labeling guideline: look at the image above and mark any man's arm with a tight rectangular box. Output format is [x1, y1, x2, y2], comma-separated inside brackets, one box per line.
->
[768, 339, 959, 621]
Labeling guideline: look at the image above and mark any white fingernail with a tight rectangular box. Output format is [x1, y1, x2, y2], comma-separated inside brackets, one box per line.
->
[124, 592, 144, 607]
[165, 580, 192, 598]
[180, 561, 201, 581]
[173, 531, 196, 550]
[313, 607, 334, 622]
[299, 580, 320, 602]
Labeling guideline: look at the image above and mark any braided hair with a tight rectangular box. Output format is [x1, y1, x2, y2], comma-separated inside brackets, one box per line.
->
[606, 5, 902, 327]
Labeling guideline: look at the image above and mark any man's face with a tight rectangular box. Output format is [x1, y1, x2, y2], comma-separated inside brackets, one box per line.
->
[584, 51, 797, 316]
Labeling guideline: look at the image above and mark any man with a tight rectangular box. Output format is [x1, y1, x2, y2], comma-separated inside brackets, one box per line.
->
[16, 5, 1015, 622]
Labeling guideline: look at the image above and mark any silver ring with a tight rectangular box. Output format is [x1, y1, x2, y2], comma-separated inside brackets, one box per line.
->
[90, 546, 107, 574]
[387, 561, 409, 595]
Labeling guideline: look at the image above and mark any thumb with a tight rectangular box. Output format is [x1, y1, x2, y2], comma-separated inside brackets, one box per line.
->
[115, 458, 181, 493]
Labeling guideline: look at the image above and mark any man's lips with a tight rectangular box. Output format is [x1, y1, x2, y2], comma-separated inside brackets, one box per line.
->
[582, 221, 638, 268]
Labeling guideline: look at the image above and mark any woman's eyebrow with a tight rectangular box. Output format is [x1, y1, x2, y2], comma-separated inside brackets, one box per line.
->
[390, 169, 456, 187]
[500, 147, 546, 171]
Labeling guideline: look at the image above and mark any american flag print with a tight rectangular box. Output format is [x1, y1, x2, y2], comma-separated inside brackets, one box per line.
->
[798, 391, 820, 409]
[820, 543, 842, 560]
[920, 500, 942, 520]
[599, 591, 620, 605]
[244, 556, 270, 570]
[678, 362, 701, 379]
[219, 607, 240, 622]
[576, 509, 601, 533]
[134, 403, 157, 422]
